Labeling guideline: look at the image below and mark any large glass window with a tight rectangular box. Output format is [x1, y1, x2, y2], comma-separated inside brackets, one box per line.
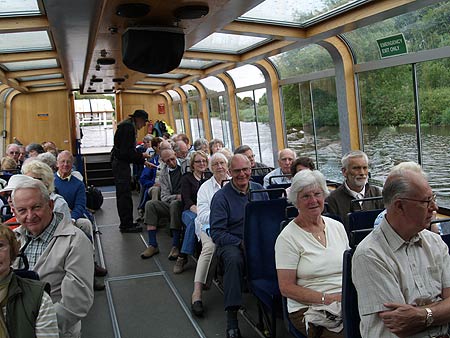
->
[358, 65, 416, 186]
[168, 90, 184, 134]
[188, 100, 204, 141]
[343, 2, 450, 63]
[237, 89, 274, 167]
[283, 77, 341, 181]
[208, 95, 232, 149]
[417, 58, 450, 207]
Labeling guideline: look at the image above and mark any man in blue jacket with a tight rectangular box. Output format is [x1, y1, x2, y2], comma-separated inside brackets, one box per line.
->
[210, 154, 268, 338]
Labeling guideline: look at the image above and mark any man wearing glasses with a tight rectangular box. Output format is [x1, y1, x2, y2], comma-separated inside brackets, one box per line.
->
[210, 154, 268, 338]
[5, 143, 21, 169]
[352, 167, 450, 338]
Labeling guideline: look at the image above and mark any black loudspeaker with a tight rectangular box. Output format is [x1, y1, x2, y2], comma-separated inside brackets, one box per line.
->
[122, 27, 185, 74]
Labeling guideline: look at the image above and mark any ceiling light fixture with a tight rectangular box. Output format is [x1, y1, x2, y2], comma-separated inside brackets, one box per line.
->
[116, 3, 151, 18]
[174, 5, 209, 20]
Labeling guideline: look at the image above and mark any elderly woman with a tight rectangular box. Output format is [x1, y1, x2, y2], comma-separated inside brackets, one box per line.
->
[191, 152, 230, 316]
[275, 170, 349, 337]
[174, 151, 211, 274]
[0, 225, 58, 337]
[209, 138, 224, 155]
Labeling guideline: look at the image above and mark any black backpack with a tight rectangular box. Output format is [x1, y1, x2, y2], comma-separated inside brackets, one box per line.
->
[86, 185, 103, 211]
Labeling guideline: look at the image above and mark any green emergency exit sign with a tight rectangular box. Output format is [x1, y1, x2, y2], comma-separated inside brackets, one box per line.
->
[376, 33, 408, 58]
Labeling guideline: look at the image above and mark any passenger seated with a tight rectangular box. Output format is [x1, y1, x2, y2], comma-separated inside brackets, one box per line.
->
[286, 156, 316, 195]
[210, 154, 268, 338]
[209, 138, 224, 155]
[0, 225, 59, 337]
[25, 143, 45, 158]
[36, 152, 57, 172]
[5, 144, 21, 169]
[191, 152, 230, 316]
[263, 148, 296, 188]
[352, 167, 449, 338]
[193, 137, 209, 153]
[325, 150, 383, 227]
[275, 170, 349, 337]
[234, 145, 270, 176]
[175, 151, 211, 274]
[1, 157, 18, 179]
[137, 137, 163, 220]
[13, 179, 94, 337]
[140, 149, 188, 260]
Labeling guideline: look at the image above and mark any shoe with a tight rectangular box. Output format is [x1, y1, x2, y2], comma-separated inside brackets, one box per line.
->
[173, 256, 187, 274]
[120, 224, 143, 233]
[94, 278, 105, 291]
[226, 328, 241, 338]
[140, 246, 159, 259]
[191, 300, 204, 317]
[168, 246, 180, 260]
[94, 262, 107, 277]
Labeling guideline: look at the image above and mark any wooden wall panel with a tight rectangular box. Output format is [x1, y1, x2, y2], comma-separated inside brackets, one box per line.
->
[10, 90, 73, 151]
[120, 93, 169, 140]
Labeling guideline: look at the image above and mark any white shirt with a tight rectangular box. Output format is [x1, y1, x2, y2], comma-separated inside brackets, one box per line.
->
[263, 167, 291, 188]
[275, 216, 349, 313]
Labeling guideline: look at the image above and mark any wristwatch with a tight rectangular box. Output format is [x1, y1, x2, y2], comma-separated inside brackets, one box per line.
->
[424, 307, 434, 327]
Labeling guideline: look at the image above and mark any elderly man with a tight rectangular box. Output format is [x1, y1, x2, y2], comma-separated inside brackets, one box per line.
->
[13, 179, 94, 338]
[263, 148, 296, 188]
[325, 150, 383, 227]
[210, 154, 268, 338]
[234, 145, 270, 176]
[54, 151, 93, 237]
[5, 143, 21, 168]
[352, 168, 450, 338]
[140, 148, 187, 260]
[111, 109, 152, 233]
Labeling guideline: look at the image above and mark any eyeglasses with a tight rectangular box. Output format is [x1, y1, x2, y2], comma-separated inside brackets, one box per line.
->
[8, 151, 19, 155]
[231, 167, 251, 175]
[299, 191, 324, 201]
[212, 161, 226, 167]
[194, 159, 207, 164]
[399, 194, 437, 208]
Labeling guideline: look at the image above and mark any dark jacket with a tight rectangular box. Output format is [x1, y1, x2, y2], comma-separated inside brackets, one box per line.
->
[112, 118, 145, 164]
[210, 181, 268, 247]
[325, 182, 383, 227]
[5, 273, 50, 338]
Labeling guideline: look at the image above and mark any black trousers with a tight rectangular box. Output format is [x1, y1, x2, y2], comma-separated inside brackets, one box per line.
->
[112, 158, 134, 228]
[217, 245, 245, 310]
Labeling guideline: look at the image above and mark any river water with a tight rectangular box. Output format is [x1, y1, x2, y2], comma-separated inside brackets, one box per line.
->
[81, 121, 450, 208]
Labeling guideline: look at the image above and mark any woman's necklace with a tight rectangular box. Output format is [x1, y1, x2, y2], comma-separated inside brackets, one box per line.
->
[193, 171, 202, 181]
[297, 217, 326, 243]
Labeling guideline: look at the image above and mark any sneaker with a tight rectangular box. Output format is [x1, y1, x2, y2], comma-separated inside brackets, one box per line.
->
[173, 256, 187, 274]
[120, 224, 143, 233]
[94, 278, 105, 291]
[94, 262, 107, 277]
[140, 246, 159, 259]
[168, 246, 180, 260]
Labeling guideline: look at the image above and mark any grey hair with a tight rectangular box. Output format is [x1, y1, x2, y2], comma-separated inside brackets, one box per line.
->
[57, 150, 74, 163]
[341, 150, 368, 170]
[36, 152, 57, 171]
[21, 159, 55, 193]
[12, 179, 50, 205]
[383, 168, 427, 208]
[193, 138, 209, 151]
[288, 170, 329, 208]
[209, 152, 228, 171]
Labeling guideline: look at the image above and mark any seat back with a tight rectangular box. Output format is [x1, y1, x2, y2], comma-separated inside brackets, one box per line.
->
[342, 229, 372, 338]
[347, 209, 383, 233]
[282, 296, 307, 338]
[244, 197, 288, 291]
[266, 184, 290, 199]
[441, 233, 450, 253]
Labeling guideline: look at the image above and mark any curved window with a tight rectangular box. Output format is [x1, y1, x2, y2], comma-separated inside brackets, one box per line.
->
[227, 65, 265, 88]
[343, 2, 450, 63]
[237, 89, 274, 167]
[208, 96, 232, 149]
[180, 84, 198, 98]
[168, 90, 184, 133]
[269, 44, 333, 79]
[199, 76, 225, 95]
[188, 100, 204, 141]
[282, 77, 340, 181]
[167, 90, 181, 102]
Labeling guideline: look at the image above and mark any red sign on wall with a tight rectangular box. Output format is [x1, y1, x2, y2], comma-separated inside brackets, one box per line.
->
[158, 103, 165, 114]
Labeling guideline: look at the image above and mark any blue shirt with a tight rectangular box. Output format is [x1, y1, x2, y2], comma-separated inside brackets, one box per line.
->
[210, 181, 268, 247]
[54, 174, 88, 220]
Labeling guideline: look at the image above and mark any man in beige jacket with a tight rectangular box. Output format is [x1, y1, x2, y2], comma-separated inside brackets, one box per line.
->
[13, 179, 94, 338]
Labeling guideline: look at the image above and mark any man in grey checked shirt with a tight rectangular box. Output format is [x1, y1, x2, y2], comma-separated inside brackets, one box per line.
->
[352, 167, 450, 338]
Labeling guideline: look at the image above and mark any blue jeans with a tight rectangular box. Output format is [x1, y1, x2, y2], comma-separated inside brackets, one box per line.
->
[181, 210, 197, 255]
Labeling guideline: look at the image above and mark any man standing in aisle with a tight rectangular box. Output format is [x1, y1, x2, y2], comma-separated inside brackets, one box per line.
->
[111, 109, 152, 233]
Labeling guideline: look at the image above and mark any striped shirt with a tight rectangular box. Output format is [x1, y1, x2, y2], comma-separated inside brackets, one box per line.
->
[2, 291, 59, 337]
[22, 213, 62, 269]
